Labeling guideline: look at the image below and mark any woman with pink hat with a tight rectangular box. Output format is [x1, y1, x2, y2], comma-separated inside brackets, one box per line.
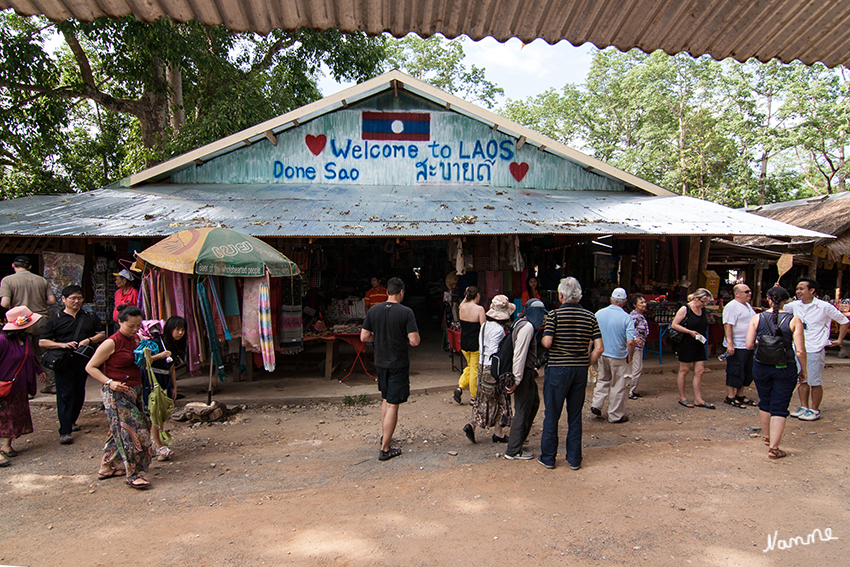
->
[462, 294, 516, 444]
[0, 306, 46, 465]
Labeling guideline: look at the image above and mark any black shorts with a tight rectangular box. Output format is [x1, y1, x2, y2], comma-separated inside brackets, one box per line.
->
[377, 366, 410, 404]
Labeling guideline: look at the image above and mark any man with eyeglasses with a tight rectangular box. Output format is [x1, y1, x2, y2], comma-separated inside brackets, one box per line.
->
[722, 284, 757, 408]
[39, 285, 105, 444]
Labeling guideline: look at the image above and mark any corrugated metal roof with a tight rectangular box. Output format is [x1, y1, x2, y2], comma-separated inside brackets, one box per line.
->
[0, 184, 829, 239]
[128, 70, 674, 197]
[2, 0, 849, 67]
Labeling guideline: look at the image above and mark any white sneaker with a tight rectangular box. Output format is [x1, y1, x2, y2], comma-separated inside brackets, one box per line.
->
[790, 406, 807, 418]
[505, 450, 534, 460]
[798, 409, 821, 421]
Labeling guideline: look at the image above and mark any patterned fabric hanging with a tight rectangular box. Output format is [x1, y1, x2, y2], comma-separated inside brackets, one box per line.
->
[197, 279, 228, 382]
[258, 279, 275, 372]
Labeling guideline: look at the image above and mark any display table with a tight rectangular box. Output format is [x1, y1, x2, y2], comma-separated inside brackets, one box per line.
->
[644, 322, 669, 364]
[447, 328, 462, 372]
[334, 332, 375, 382]
[304, 335, 339, 380]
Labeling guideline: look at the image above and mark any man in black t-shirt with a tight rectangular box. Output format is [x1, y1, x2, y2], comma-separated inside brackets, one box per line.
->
[361, 277, 420, 461]
[39, 285, 105, 445]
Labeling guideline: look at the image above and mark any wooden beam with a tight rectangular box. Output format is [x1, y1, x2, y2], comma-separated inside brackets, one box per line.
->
[516, 136, 526, 150]
[242, 139, 252, 146]
[194, 158, 205, 166]
[687, 236, 700, 293]
[264, 130, 277, 146]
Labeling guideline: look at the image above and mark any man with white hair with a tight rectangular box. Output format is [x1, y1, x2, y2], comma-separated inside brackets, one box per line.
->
[591, 288, 636, 423]
[538, 277, 604, 470]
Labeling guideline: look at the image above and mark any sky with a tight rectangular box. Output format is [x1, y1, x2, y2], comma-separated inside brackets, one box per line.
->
[318, 37, 599, 107]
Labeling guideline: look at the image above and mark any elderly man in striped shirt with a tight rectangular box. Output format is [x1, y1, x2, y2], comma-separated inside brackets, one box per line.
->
[538, 277, 604, 471]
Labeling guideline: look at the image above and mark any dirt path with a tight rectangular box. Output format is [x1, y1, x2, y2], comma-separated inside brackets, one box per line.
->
[2, 367, 849, 566]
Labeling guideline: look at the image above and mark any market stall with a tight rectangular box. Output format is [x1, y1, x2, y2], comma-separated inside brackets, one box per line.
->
[135, 228, 300, 399]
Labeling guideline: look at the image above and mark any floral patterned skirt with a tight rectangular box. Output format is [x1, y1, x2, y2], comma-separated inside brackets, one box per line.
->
[100, 384, 153, 479]
[470, 365, 512, 430]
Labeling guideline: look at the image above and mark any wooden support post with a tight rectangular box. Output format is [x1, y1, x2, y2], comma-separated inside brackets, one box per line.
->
[620, 254, 633, 292]
[687, 236, 700, 292]
[836, 263, 844, 300]
[808, 259, 818, 280]
[754, 264, 765, 308]
[699, 237, 710, 274]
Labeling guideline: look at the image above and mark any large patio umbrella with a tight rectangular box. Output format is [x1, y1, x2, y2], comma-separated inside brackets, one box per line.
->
[136, 227, 298, 402]
[136, 227, 298, 277]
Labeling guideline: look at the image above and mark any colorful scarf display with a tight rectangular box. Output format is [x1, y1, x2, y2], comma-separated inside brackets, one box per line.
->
[197, 279, 228, 382]
[258, 279, 275, 372]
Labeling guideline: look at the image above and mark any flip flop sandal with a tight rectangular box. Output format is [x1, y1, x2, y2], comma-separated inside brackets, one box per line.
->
[0, 456, 10, 468]
[1, 448, 19, 458]
[694, 402, 716, 409]
[678, 400, 695, 408]
[763, 436, 770, 446]
[126, 476, 151, 489]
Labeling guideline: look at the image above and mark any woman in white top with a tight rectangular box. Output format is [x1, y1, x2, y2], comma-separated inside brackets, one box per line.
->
[463, 295, 515, 444]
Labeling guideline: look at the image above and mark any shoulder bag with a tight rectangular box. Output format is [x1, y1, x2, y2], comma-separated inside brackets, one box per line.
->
[0, 340, 29, 397]
[755, 313, 789, 366]
[41, 313, 87, 371]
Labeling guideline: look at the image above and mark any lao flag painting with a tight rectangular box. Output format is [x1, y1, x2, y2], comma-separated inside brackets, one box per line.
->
[361, 111, 430, 141]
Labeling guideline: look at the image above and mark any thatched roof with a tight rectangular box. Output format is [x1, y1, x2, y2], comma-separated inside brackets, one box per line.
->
[736, 192, 850, 260]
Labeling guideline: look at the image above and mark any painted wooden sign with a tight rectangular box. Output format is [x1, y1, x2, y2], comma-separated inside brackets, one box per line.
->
[172, 96, 623, 193]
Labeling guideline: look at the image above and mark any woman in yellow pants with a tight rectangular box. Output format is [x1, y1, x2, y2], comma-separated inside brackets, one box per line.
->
[454, 286, 486, 404]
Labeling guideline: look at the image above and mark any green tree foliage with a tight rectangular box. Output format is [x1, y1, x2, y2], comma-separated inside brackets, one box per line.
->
[0, 11, 386, 197]
[502, 47, 849, 207]
[782, 63, 850, 194]
[384, 34, 504, 108]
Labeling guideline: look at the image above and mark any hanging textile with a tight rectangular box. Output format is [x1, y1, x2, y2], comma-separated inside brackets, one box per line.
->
[454, 238, 465, 275]
[485, 271, 503, 297]
[279, 275, 303, 355]
[509, 235, 525, 272]
[207, 277, 232, 340]
[197, 279, 228, 382]
[241, 277, 263, 354]
[258, 278, 275, 372]
[220, 277, 242, 339]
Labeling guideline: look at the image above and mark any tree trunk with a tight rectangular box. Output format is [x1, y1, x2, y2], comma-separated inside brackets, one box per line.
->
[758, 149, 769, 206]
[838, 143, 846, 192]
[167, 64, 185, 131]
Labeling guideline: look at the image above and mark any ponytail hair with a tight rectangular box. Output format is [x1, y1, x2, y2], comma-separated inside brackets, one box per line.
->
[463, 286, 479, 302]
[766, 286, 790, 328]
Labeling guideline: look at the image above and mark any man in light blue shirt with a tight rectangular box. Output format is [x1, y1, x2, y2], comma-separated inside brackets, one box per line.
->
[591, 288, 636, 423]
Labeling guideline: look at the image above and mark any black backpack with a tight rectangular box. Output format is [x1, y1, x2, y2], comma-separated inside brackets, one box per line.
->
[755, 312, 791, 366]
[490, 320, 519, 379]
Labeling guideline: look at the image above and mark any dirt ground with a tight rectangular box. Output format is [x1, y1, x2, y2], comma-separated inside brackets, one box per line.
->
[2, 364, 849, 567]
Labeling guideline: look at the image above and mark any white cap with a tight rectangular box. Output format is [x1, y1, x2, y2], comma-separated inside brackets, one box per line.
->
[113, 268, 134, 282]
[611, 288, 628, 300]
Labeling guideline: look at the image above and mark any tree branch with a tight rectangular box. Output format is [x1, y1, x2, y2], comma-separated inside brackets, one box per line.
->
[251, 36, 297, 74]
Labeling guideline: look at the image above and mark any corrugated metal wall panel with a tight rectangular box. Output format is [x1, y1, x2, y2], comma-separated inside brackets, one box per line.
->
[3, 0, 850, 66]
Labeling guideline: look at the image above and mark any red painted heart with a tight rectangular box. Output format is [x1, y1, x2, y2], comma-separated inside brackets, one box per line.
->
[509, 162, 529, 182]
[305, 134, 326, 156]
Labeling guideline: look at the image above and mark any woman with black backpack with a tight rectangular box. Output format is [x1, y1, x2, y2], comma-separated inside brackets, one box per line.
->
[745, 286, 807, 459]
